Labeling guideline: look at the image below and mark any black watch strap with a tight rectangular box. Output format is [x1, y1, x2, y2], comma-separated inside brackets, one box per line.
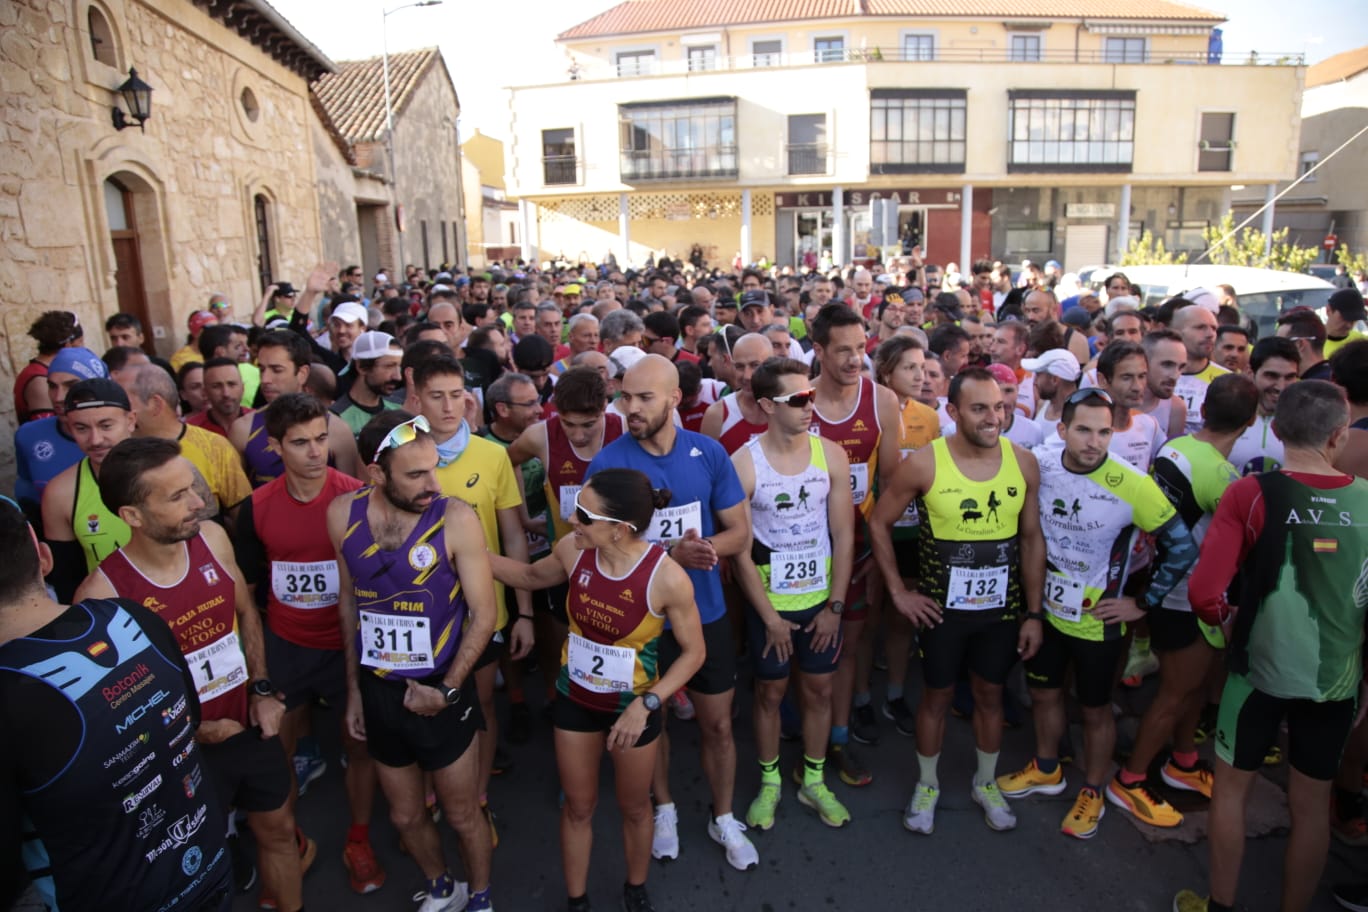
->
[1024, 611, 1046, 621]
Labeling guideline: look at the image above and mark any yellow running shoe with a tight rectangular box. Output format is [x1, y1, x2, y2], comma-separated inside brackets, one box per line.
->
[1171, 889, 1208, 911]
[1105, 776, 1183, 828]
[1060, 787, 1105, 840]
[1161, 759, 1214, 799]
[997, 758, 1067, 798]
[797, 782, 851, 828]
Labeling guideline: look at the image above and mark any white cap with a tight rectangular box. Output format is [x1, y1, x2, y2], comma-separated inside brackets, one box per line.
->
[1104, 295, 1140, 318]
[330, 301, 368, 324]
[1181, 287, 1221, 314]
[375, 272, 389, 285]
[1020, 348, 1082, 381]
[351, 330, 402, 361]
[607, 345, 647, 379]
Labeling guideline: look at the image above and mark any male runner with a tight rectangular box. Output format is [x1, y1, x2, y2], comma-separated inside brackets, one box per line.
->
[868, 367, 1046, 834]
[187, 357, 249, 437]
[1141, 329, 1191, 440]
[74, 438, 307, 912]
[13, 347, 102, 516]
[332, 410, 498, 912]
[1091, 341, 1167, 472]
[232, 393, 385, 893]
[807, 304, 901, 782]
[733, 358, 855, 831]
[996, 388, 1197, 838]
[1171, 302, 1230, 435]
[586, 355, 758, 871]
[699, 333, 772, 455]
[1174, 380, 1368, 912]
[1227, 336, 1300, 476]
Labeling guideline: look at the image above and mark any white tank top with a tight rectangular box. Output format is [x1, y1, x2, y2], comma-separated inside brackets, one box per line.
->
[748, 435, 831, 554]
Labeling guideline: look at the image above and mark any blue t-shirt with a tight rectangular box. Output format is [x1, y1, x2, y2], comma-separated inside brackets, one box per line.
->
[587, 428, 744, 625]
[14, 417, 83, 508]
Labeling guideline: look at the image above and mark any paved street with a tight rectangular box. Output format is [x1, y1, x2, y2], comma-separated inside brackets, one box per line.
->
[230, 664, 1365, 912]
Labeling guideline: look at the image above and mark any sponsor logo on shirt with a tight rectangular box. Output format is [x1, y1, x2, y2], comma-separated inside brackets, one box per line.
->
[112, 752, 156, 789]
[115, 689, 171, 734]
[103, 732, 151, 768]
[122, 773, 163, 813]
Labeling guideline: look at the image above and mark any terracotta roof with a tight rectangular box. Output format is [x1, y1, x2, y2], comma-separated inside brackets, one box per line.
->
[311, 48, 440, 144]
[558, 0, 1222, 40]
[1306, 45, 1368, 89]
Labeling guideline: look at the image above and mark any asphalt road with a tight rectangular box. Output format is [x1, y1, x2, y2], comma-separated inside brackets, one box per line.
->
[224, 663, 1366, 912]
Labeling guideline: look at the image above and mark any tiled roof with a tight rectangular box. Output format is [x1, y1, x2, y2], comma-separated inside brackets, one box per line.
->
[1307, 45, 1368, 89]
[557, 0, 1223, 40]
[311, 48, 439, 144]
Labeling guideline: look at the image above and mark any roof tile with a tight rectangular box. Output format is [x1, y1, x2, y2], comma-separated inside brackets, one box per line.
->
[312, 48, 438, 144]
[1306, 45, 1368, 89]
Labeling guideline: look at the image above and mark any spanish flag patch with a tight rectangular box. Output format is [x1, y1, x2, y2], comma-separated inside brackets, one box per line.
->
[87, 640, 109, 657]
[1313, 538, 1338, 554]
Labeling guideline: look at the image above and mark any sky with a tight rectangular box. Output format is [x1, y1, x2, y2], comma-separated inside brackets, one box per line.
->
[268, 0, 1367, 144]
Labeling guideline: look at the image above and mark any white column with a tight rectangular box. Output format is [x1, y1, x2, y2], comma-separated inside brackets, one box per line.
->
[959, 184, 973, 272]
[1261, 183, 1277, 255]
[618, 193, 630, 267]
[832, 186, 844, 266]
[519, 199, 535, 263]
[1116, 182, 1132, 262]
[740, 188, 752, 268]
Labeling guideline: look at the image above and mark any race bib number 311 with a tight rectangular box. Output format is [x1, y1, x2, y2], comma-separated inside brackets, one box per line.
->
[360, 612, 434, 672]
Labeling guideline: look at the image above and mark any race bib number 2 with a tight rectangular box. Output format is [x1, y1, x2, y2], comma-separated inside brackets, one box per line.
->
[567, 634, 636, 694]
[947, 565, 1008, 611]
[359, 612, 434, 672]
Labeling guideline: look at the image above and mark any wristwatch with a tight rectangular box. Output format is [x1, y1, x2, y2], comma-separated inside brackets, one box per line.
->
[641, 692, 662, 713]
[440, 684, 462, 706]
[1023, 611, 1046, 622]
[249, 678, 275, 697]
[828, 600, 846, 617]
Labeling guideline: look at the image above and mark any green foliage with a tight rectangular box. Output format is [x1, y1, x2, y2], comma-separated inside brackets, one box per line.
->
[1199, 213, 1319, 273]
[1120, 230, 1188, 266]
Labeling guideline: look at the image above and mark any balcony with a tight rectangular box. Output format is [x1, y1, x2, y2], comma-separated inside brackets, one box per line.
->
[620, 147, 738, 182]
[542, 155, 579, 185]
[786, 143, 828, 175]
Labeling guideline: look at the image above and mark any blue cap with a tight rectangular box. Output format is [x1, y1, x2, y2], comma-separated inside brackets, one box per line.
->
[48, 346, 108, 381]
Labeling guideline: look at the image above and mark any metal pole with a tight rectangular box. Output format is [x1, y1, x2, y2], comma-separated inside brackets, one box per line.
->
[832, 186, 844, 266]
[1260, 183, 1276, 256]
[1117, 182, 1132, 263]
[959, 184, 973, 273]
[740, 188, 752, 267]
[381, 11, 405, 278]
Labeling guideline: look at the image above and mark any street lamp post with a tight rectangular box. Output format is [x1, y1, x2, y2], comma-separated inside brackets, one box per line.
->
[382, 0, 442, 283]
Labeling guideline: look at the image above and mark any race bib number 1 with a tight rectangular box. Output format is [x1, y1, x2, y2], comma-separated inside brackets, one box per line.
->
[1044, 573, 1086, 623]
[359, 612, 434, 672]
[187, 632, 249, 703]
[567, 634, 636, 694]
[647, 501, 702, 546]
[946, 565, 1008, 611]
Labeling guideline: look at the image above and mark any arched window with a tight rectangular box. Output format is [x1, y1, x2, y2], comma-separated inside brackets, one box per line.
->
[88, 5, 118, 67]
[254, 194, 274, 293]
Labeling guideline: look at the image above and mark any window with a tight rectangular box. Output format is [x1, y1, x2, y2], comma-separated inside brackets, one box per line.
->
[752, 39, 782, 67]
[814, 37, 845, 63]
[616, 50, 656, 77]
[253, 194, 273, 294]
[1300, 151, 1319, 182]
[1010, 34, 1042, 62]
[619, 97, 737, 181]
[687, 45, 717, 71]
[1007, 90, 1136, 172]
[787, 114, 827, 174]
[869, 89, 966, 174]
[88, 6, 118, 67]
[902, 34, 935, 61]
[1005, 222, 1053, 255]
[1198, 112, 1235, 171]
[542, 128, 577, 185]
[1104, 37, 1147, 63]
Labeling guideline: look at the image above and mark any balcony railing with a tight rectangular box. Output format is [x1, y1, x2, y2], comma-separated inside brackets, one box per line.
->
[620, 147, 738, 182]
[542, 155, 579, 185]
[787, 143, 828, 175]
[556, 47, 1306, 82]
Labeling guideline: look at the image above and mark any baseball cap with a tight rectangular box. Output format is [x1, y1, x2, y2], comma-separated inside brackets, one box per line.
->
[1061, 307, 1093, 330]
[1021, 348, 1082, 381]
[1045, 260, 1061, 272]
[330, 301, 368, 324]
[563, 283, 583, 296]
[607, 345, 647, 378]
[985, 363, 1018, 386]
[187, 310, 217, 333]
[374, 272, 389, 285]
[513, 335, 554, 372]
[48, 346, 109, 381]
[1181, 287, 1221, 314]
[272, 282, 297, 297]
[740, 290, 770, 310]
[351, 331, 402, 361]
[1327, 287, 1367, 322]
[715, 296, 738, 310]
[1103, 295, 1140, 318]
[64, 378, 131, 412]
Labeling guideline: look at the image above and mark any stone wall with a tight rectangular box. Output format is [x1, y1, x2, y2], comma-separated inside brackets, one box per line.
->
[0, 0, 325, 491]
[391, 60, 463, 272]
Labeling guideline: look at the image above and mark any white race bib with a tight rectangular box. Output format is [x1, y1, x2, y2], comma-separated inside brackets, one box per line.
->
[849, 463, 870, 505]
[558, 484, 582, 521]
[359, 611, 434, 672]
[894, 448, 920, 528]
[271, 560, 340, 610]
[1044, 573, 1086, 623]
[769, 547, 828, 596]
[647, 501, 702, 546]
[187, 632, 249, 703]
[567, 633, 636, 694]
[946, 565, 1009, 611]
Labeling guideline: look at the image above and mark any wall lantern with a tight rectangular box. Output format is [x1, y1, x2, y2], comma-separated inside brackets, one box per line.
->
[112, 68, 153, 131]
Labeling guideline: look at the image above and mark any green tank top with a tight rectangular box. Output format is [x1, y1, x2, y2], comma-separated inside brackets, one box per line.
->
[73, 458, 130, 572]
[917, 436, 1028, 617]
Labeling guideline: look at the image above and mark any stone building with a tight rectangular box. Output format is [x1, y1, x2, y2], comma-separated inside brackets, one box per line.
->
[461, 128, 520, 268]
[0, 0, 333, 487]
[311, 46, 467, 281]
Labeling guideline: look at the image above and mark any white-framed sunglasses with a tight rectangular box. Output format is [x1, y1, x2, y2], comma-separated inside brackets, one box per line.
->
[372, 414, 431, 463]
[573, 489, 638, 532]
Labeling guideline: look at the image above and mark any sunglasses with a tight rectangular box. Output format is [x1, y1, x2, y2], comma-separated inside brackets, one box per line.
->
[573, 490, 637, 532]
[1065, 387, 1114, 407]
[770, 388, 817, 408]
[372, 414, 431, 463]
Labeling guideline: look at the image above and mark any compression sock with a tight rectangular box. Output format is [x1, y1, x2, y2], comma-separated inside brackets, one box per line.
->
[1171, 749, 1200, 770]
[886, 683, 904, 703]
[346, 823, 369, 845]
[974, 749, 1000, 788]
[1133, 635, 1151, 655]
[468, 887, 492, 911]
[802, 754, 825, 788]
[1035, 756, 1060, 775]
[759, 757, 781, 786]
[427, 872, 455, 899]
[917, 752, 940, 790]
[830, 725, 850, 747]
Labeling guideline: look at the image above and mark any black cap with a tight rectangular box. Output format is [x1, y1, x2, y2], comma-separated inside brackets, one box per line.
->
[1328, 288, 1366, 322]
[739, 290, 770, 309]
[65, 378, 131, 412]
[512, 334, 554, 372]
[273, 281, 297, 297]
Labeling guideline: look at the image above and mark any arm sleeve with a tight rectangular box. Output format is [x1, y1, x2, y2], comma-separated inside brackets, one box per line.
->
[232, 497, 265, 588]
[1189, 476, 1263, 625]
[1144, 515, 1198, 608]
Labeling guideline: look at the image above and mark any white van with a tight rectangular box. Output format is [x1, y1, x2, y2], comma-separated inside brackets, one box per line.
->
[1088, 264, 1336, 339]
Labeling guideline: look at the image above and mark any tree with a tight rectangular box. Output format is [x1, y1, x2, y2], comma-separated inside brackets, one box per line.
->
[1335, 244, 1368, 276]
[1199, 213, 1319, 273]
[1120, 230, 1188, 266]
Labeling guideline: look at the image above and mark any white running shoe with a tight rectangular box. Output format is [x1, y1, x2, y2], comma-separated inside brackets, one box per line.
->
[707, 815, 758, 871]
[413, 880, 469, 912]
[903, 784, 939, 834]
[972, 782, 1018, 831]
[651, 804, 679, 860]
